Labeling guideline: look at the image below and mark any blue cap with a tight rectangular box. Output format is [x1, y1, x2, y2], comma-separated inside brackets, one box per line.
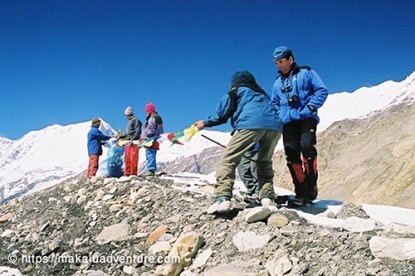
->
[273, 46, 292, 60]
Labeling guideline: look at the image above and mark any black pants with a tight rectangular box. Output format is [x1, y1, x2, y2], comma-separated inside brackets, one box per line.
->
[283, 118, 319, 200]
[282, 118, 318, 163]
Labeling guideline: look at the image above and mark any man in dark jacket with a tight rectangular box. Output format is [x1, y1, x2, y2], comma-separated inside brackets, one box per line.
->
[87, 118, 111, 177]
[271, 46, 328, 206]
[118, 106, 142, 176]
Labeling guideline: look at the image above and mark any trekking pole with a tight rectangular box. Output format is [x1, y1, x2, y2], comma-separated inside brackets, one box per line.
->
[201, 134, 226, 148]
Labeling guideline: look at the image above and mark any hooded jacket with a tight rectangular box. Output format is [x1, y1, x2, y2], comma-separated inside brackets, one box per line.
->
[271, 64, 328, 125]
[143, 112, 164, 139]
[204, 71, 282, 131]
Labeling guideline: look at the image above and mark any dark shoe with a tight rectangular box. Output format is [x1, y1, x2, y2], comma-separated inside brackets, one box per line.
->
[288, 196, 313, 207]
[244, 196, 261, 208]
[274, 195, 289, 205]
[207, 197, 231, 214]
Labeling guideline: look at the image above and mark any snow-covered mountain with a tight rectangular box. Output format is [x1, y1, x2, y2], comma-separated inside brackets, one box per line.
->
[1, 71, 415, 205]
[318, 71, 415, 132]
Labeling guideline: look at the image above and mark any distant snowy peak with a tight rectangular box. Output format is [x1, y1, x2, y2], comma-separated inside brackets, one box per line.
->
[318, 70, 415, 132]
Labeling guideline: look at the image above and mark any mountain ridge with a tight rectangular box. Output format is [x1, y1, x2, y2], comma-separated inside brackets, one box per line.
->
[1, 71, 415, 206]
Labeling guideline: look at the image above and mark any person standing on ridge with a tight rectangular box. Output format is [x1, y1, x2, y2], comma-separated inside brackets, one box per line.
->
[87, 118, 111, 177]
[142, 102, 164, 177]
[195, 70, 282, 214]
[271, 46, 328, 206]
[118, 106, 142, 176]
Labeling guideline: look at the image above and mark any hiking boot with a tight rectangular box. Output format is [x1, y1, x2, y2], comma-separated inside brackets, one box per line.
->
[289, 196, 313, 207]
[143, 170, 156, 177]
[244, 196, 261, 208]
[207, 197, 231, 214]
[274, 195, 289, 205]
[261, 197, 276, 208]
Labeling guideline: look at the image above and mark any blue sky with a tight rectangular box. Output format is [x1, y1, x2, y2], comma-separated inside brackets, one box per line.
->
[1, 0, 414, 140]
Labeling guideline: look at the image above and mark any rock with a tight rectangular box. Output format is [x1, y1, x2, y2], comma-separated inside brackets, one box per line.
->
[48, 240, 60, 252]
[0, 213, 13, 222]
[146, 224, 170, 245]
[232, 231, 271, 252]
[0, 266, 23, 276]
[341, 217, 380, 232]
[102, 194, 113, 201]
[385, 222, 415, 235]
[81, 270, 107, 276]
[122, 265, 137, 275]
[77, 195, 87, 205]
[369, 236, 415, 260]
[149, 241, 172, 255]
[265, 254, 293, 276]
[166, 215, 180, 224]
[190, 247, 213, 269]
[159, 233, 175, 242]
[267, 213, 289, 228]
[103, 178, 114, 185]
[134, 232, 149, 239]
[40, 222, 50, 232]
[95, 223, 130, 244]
[155, 231, 204, 276]
[78, 188, 87, 196]
[204, 261, 257, 276]
[1, 229, 14, 238]
[109, 204, 124, 212]
[336, 202, 370, 219]
[244, 207, 274, 223]
[318, 228, 331, 237]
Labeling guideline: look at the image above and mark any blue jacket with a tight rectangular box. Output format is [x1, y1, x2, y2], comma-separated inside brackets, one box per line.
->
[204, 87, 282, 131]
[271, 64, 328, 125]
[87, 126, 110, 156]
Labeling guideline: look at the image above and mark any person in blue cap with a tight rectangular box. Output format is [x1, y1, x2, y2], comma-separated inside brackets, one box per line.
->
[195, 70, 282, 214]
[271, 46, 328, 206]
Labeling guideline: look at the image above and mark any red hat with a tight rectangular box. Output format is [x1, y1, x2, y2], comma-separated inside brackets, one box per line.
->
[145, 102, 155, 114]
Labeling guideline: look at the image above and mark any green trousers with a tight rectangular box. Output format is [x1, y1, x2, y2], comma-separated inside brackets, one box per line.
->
[215, 129, 281, 199]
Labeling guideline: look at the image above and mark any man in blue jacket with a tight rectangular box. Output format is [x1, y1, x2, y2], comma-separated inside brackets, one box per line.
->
[271, 46, 328, 206]
[195, 71, 282, 214]
[87, 118, 111, 177]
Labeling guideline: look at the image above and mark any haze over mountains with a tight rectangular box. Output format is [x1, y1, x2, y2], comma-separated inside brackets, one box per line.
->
[1, 71, 415, 207]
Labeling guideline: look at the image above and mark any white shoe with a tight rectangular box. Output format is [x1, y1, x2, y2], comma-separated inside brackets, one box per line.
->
[261, 198, 275, 208]
[207, 198, 231, 214]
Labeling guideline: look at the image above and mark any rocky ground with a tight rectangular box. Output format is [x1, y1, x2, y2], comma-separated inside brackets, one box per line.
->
[0, 175, 414, 275]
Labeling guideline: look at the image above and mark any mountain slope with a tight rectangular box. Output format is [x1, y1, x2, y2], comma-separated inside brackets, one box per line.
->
[0, 122, 115, 204]
[273, 99, 415, 208]
[1, 176, 414, 275]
